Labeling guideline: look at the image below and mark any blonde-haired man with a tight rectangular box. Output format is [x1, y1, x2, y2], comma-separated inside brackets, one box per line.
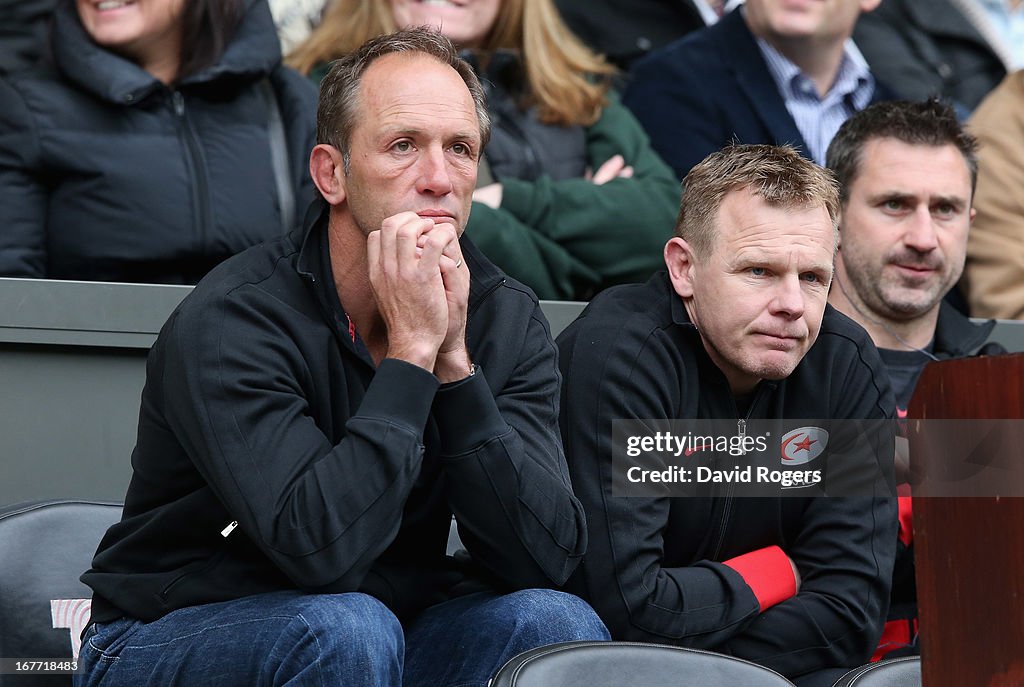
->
[559, 144, 897, 687]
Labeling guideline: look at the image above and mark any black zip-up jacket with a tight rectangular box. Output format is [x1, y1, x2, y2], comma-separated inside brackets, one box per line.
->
[82, 202, 587, 623]
[556, 273, 898, 680]
[0, 0, 316, 283]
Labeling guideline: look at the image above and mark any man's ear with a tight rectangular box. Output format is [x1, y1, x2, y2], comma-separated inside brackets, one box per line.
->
[665, 237, 697, 298]
[309, 144, 347, 205]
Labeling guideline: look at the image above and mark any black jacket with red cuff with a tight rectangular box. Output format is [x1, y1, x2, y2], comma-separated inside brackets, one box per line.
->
[556, 273, 898, 681]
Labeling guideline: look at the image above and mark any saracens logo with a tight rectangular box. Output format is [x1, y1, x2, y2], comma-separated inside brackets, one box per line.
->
[780, 427, 829, 465]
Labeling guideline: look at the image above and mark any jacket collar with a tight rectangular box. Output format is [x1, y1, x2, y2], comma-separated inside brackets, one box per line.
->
[667, 272, 695, 329]
[664, 272, 738, 395]
[933, 300, 997, 358]
[459, 48, 525, 93]
[53, 1, 163, 105]
[53, 0, 281, 105]
[181, 0, 281, 86]
[295, 199, 508, 329]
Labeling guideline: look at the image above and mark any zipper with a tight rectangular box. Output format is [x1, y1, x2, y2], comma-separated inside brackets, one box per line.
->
[708, 387, 770, 560]
[709, 484, 735, 561]
[171, 90, 212, 255]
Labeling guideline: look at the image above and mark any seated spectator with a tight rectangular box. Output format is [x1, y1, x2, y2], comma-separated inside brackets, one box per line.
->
[288, 0, 679, 300]
[963, 69, 1024, 319]
[0, 0, 317, 283]
[853, 0, 1013, 115]
[554, 0, 741, 73]
[557, 144, 897, 687]
[75, 28, 608, 687]
[826, 98, 1006, 658]
[624, 0, 891, 178]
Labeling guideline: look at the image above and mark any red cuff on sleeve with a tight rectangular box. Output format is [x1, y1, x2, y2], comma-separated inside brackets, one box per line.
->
[723, 545, 797, 612]
[872, 617, 918, 661]
[897, 496, 913, 548]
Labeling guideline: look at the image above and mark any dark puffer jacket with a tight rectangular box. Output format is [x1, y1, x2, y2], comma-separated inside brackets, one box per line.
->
[0, 0, 317, 283]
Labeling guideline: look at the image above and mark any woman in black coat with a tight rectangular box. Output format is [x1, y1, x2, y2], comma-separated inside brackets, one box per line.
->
[0, 0, 317, 283]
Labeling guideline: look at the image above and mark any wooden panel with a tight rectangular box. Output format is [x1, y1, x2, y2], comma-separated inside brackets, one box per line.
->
[908, 353, 1024, 687]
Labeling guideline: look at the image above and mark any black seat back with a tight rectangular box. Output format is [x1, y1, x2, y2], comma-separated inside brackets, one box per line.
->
[830, 657, 921, 687]
[0, 500, 121, 686]
[491, 640, 798, 686]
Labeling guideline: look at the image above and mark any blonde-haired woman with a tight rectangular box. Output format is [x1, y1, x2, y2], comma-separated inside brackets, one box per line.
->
[288, 0, 679, 300]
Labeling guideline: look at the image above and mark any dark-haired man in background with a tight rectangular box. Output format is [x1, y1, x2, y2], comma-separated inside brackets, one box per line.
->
[827, 98, 1005, 659]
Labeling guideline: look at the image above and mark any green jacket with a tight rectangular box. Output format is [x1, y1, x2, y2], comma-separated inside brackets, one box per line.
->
[471, 94, 679, 299]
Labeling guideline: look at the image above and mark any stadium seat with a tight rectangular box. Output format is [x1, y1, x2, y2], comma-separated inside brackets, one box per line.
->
[490, 640, 798, 686]
[830, 657, 921, 686]
[0, 500, 121, 686]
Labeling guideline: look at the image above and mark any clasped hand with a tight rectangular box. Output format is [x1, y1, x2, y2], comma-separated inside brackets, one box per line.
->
[367, 212, 472, 382]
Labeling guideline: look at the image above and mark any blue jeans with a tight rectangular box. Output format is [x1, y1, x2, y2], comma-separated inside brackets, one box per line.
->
[74, 589, 609, 687]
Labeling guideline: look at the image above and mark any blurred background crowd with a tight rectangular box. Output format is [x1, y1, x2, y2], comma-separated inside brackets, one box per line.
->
[1, 0, 1023, 316]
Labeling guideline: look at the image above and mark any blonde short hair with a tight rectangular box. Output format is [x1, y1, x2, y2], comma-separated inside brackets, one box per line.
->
[677, 144, 840, 259]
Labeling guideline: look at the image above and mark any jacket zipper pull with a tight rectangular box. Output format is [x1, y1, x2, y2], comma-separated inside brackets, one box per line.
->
[220, 520, 238, 538]
[737, 419, 747, 456]
[172, 90, 185, 117]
